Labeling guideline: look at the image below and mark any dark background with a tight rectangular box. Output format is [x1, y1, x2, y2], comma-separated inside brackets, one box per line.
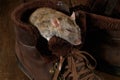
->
[0, 0, 120, 80]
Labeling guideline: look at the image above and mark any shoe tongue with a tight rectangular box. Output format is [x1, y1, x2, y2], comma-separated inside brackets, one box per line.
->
[48, 36, 72, 57]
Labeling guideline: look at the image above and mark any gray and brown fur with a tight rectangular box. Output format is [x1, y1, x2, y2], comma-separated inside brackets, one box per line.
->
[29, 7, 81, 45]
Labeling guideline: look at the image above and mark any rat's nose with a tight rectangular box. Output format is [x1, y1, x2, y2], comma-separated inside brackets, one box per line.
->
[74, 39, 82, 45]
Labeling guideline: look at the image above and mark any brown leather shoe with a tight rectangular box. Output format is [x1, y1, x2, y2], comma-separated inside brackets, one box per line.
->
[11, 0, 102, 80]
[11, 0, 69, 80]
[75, 10, 120, 76]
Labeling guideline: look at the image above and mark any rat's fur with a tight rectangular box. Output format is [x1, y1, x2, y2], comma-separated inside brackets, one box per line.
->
[29, 7, 81, 45]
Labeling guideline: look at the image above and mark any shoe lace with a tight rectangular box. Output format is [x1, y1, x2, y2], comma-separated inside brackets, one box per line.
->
[51, 49, 101, 80]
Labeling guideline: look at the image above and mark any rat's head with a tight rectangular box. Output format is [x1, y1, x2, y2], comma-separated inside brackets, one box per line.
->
[51, 12, 82, 45]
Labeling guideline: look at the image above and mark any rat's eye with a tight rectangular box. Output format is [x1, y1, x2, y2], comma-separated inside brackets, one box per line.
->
[58, 17, 62, 20]
[66, 28, 75, 33]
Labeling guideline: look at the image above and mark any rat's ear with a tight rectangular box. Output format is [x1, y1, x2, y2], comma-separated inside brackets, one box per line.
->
[70, 12, 75, 20]
[51, 18, 60, 27]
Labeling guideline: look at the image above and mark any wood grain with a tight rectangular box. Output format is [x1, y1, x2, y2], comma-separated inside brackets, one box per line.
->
[0, 0, 29, 80]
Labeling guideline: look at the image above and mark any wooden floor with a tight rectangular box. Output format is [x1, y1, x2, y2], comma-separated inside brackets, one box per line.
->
[0, 0, 120, 80]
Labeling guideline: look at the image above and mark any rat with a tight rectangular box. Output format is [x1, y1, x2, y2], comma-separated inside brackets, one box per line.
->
[29, 7, 81, 45]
